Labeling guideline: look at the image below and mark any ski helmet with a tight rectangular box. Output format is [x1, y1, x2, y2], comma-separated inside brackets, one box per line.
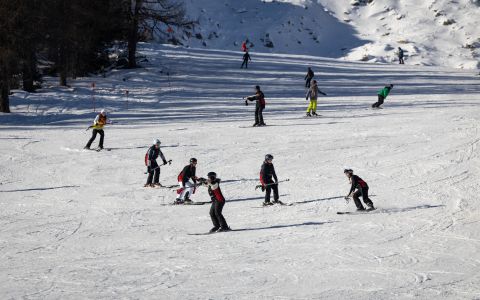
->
[255, 85, 260, 90]
[153, 139, 161, 145]
[100, 109, 106, 115]
[265, 154, 274, 161]
[344, 169, 353, 174]
[190, 157, 197, 164]
[388, 84, 394, 88]
[207, 172, 217, 180]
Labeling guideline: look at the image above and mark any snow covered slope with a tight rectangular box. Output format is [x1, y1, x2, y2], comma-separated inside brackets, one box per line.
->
[1, 44, 480, 299]
[171, 0, 480, 69]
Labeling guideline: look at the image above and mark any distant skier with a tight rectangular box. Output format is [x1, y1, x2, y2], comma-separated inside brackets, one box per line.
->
[241, 51, 252, 69]
[144, 139, 169, 188]
[305, 80, 327, 117]
[241, 39, 248, 52]
[344, 169, 375, 211]
[260, 154, 280, 205]
[372, 84, 394, 108]
[176, 158, 198, 204]
[199, 172, 230, 233]
[398, 47, 405, 64]
[244, 85, 266, 126]
[84, 109, 110, 150]
[305, 67, 314, 88]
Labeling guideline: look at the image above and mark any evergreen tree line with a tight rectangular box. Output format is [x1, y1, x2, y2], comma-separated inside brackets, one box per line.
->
[0, 0, 192, 113]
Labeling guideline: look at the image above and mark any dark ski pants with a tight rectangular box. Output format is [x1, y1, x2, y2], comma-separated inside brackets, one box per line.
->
[86, 129, 104, 148]
[305, 77, 312, 88]
[399, 57, 404, 64]
[255, 104, 265, 125]
[372, 95, 385, 108]
[210, 200, 228, 229]
[146, 164, 160, 185]
[265, 183, 279, 203]
[241, 59, 249, 69]
[352, 187, 373, 209]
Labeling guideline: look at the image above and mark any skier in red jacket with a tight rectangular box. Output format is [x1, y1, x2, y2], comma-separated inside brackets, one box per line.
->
[199, 172, 230, 233]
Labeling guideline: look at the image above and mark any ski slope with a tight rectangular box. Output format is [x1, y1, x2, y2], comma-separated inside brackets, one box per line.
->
[1, 44, 480, 299]
[173, 0, 480, 70]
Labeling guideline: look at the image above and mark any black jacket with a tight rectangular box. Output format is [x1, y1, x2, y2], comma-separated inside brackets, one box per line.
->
[348, 175, 368, 194]
[178, 165, 196, 185]
[260, 162, 278, 185]
[147, 145, 167, 166]
[305, 69, 314, 80]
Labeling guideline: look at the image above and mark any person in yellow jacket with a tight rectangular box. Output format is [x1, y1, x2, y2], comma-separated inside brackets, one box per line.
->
[305, 80, 327, 117]
[84, 109, 110, 150]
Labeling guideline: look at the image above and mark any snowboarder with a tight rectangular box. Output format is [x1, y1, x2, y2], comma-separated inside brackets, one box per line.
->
[398, 47, 405, 64]
[199, 172, 230, 233]
[260, 154, 280, 205]
[84, 109, 110, 150]
[344, 169, 375, 211]
[241, 51, 252, 69]
[372, 84, 394, 108]
[244, 85, 266, 126]
[176, 158, 198, 204]
[305, 67, 314, 88]
[305, 80, 327, 117]
[144, 139, 169, 187]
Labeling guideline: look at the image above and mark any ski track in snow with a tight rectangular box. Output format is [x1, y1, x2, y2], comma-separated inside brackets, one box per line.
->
[0, 44, 480, 299]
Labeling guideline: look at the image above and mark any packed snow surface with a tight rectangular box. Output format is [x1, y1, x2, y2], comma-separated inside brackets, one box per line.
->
[1, 44, 480, 299]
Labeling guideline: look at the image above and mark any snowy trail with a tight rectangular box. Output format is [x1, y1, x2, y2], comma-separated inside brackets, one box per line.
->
[1, 44, 480, 299]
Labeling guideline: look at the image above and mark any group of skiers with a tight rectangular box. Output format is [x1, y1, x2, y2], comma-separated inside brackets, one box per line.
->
[81, 40, 398, 233]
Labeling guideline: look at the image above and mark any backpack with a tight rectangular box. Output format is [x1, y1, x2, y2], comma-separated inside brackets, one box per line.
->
[145, 151, 149, 166]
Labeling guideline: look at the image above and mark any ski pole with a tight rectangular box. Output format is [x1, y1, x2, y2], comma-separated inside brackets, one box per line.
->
[255, 178, 290, 190]
[143, 160, 172, 174]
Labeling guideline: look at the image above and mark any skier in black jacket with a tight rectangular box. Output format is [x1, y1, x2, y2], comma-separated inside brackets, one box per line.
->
[241, 51, 252, 69]
[344, 169, 375, 211]
[244, 85, 266, 126]
[144, 139, 169, 187]
[176, 158, 198, 204]
[199, 172, 230, 233]
[305, 67, 314, 88]
[260, 154, 280, 205]
[398, 47, 404, 64]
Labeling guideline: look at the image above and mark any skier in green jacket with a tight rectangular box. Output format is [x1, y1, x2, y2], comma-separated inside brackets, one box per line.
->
[372, 84, 394, 108]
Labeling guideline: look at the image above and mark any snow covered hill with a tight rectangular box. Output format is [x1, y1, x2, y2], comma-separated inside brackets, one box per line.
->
[1, 43, 480, 298]
[169, 0, 480, 70]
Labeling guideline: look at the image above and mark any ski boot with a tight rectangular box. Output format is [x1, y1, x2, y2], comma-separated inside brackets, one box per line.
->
[217, 227, 231, 232]
[259, 123, 266, 126]
[183, 197, 193, 204]
[356, 207, 366, 212]
[174, 198, 184, 205]
[263, 201, 274, 206]
[83, 146, 90, 150]
[252, 123, 259, 127]
[209, 227, 219, 234]
[144, 183, 154, 188]
[306, 112, 311, 117]
[366, 204, 375, 211]
[312, 112, 318, 117]
[153, 183, 162, 187]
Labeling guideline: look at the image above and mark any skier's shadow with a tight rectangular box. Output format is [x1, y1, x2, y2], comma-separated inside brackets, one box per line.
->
[232, 221, 336, 232]
[0, 185, 80, 193]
